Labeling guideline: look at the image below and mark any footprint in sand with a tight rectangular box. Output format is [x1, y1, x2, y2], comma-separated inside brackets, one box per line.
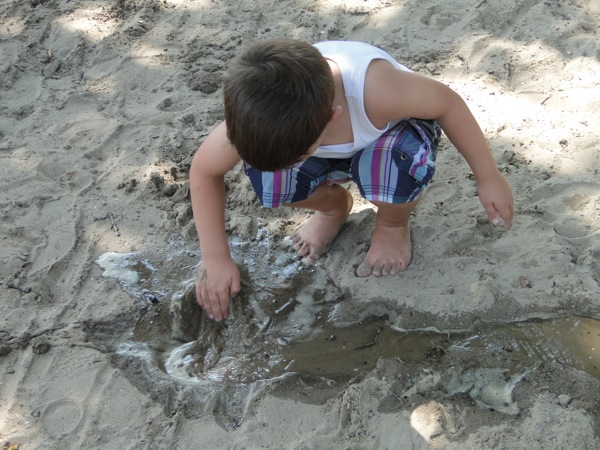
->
[528, 182, 600, 239]
[41, 399, 83, 437]
[420, 5, 464, 29]
[3, 73, 43, 109]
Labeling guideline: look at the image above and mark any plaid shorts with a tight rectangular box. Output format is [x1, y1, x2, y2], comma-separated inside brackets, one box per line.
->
[244, 119, 441, 207]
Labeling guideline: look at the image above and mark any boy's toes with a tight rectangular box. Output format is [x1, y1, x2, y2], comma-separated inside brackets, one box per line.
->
[294, 241, 309, 257]
[355, 261, 373, 278]
[389, 264, 402, 276]
[304, 253, 320, 265]
[381, 263, 393, 276]
[371, 262, 384, 277]
[356, 259, 407, 278]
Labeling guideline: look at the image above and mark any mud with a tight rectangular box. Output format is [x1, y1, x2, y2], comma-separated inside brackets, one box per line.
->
[93, 236, 600, 429]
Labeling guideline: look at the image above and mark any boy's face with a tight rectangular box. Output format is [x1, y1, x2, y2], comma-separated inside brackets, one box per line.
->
[296, 105, 342, 163]
[297, 121, 330, 162]
[300, 139, 322, 161]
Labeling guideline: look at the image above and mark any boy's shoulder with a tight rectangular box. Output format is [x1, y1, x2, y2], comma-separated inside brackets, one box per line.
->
[195, 122, 241, 175]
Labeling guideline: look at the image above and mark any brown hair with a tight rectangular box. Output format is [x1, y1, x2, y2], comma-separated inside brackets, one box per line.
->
[223, 39, 335, 171]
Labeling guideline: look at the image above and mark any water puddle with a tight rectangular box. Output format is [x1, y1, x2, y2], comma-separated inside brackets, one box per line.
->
[95, 234, 600, 394]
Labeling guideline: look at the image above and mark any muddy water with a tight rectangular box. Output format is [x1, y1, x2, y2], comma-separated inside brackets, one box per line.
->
[96, 236, 600, 389]
[280, 315, 600, 381]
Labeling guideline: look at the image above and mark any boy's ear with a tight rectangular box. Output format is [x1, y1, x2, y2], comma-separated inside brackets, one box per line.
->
[330, 105, 343, 123]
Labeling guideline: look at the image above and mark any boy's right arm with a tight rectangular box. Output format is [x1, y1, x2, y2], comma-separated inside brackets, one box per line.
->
[190, 122, 242, 321]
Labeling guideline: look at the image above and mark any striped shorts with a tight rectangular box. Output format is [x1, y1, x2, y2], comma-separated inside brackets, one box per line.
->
[244, 119, 441, 208]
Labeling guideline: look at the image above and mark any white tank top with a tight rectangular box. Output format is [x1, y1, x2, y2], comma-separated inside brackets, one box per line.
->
[312, 41, 411, 158]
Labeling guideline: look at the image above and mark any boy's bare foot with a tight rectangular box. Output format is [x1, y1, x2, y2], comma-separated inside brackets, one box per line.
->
[356, 222, 412, 277]
[291, 187, 353, 263]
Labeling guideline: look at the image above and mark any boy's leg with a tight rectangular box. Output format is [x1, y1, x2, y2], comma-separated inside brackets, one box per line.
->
[356, 196, 420, 277]
[244, 157, 354, 262]
[285, 184, 353, 263]
[351, 119, 440, 277]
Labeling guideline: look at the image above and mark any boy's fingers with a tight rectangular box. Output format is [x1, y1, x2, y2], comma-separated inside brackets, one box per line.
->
[497, 202, 514, 229]
[230, 279, 241, 297]
[484, 204, 500, 223]
[197, 279, 217, 319]
[207, 288, 230, 322]
[205, 296, 217, 320]
[486, 204, 513, 230]
[196, 282, 206, 308]
[195, 268, 206, 307]
[195, 268, 238, 321]
[500, 209, 513, 229]
[219, 296, 229, 321]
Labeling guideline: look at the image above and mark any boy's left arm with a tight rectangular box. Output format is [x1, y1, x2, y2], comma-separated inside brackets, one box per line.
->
[425, 84, 513, 229]
[365, 61, 514, 228]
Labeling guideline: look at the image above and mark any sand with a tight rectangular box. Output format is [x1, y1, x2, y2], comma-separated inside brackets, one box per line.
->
[1, 0, 600, 448]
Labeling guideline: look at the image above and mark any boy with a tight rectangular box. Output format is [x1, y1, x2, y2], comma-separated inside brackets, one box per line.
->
[190, 39, 514, 322]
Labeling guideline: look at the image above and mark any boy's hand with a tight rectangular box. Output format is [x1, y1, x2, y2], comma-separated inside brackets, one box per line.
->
[476, 171, 514, 229]
[195, 257, 241, 322]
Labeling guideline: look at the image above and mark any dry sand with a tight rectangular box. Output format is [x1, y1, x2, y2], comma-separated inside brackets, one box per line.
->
[1, 0, 600, 448]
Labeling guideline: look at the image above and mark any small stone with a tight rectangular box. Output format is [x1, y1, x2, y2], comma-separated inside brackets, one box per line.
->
[162, 184, 178, 197]
[32, 340, 51, 355]
[181, 113, 195, 124]
[476, 216, 490, 225]
[518, 276, 532, 288]
[558, 394, 572, 407]
[410, 401, 447, 440]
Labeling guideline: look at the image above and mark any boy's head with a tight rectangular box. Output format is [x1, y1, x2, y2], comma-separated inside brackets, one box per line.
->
[223, 39, 335, 171]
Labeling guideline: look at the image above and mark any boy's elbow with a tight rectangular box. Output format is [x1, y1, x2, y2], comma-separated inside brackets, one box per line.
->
[436, 87, 470, 123]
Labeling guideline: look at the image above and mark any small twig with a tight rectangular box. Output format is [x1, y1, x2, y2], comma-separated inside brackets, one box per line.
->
[29, 324, 67, 340]
[240, 278, 280, 295]
[94, 213, 121, 236]
[260, 317, 273, 333]
[475, 0, 486, 8]
[354, 327, 382, 350]
[109, 213, 120, 236]
[7, 281, 31, 294]
[274, 298, 298, 316]
[71, 342, 109, 353]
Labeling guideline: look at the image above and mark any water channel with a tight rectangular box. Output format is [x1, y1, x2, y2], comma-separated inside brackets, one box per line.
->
[95, 238, 600, 392]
